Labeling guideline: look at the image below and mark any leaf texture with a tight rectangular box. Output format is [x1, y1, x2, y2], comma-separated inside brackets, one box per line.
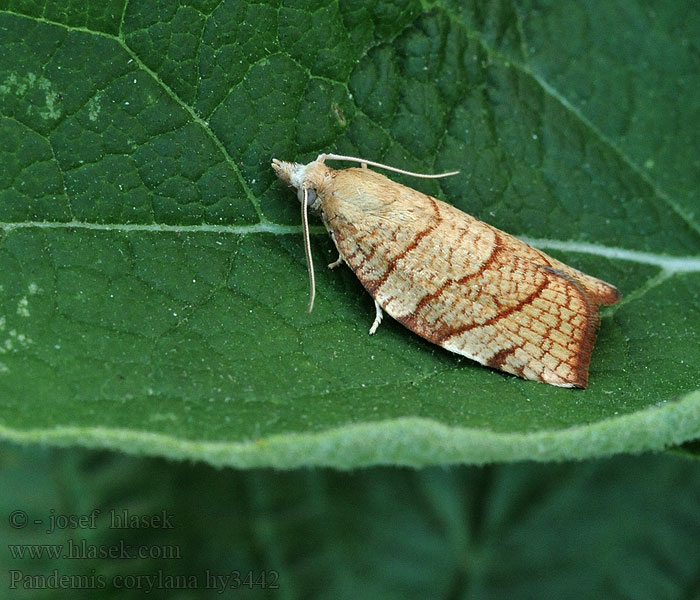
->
[0, 0, 698, 467]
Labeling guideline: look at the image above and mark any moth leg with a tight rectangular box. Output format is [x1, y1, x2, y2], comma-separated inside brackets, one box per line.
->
[368, 300, 383, 335]
[361, 162, 368, 169]
[328, 253, 344, 269]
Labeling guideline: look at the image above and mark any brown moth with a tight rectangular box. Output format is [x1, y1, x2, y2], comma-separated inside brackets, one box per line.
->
[271, 153, 620, 388]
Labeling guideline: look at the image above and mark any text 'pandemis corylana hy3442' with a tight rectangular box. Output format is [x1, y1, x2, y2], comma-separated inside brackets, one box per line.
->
[272, 153, 620, 388]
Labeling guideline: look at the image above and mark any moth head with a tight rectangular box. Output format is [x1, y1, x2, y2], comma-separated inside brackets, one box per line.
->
[271, 157, 333, 314]
[271, 158, 327, 211]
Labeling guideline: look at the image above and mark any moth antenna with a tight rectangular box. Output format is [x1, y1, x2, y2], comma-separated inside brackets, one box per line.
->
[301, 186, 316, 313]
[318, 153, 459, 179]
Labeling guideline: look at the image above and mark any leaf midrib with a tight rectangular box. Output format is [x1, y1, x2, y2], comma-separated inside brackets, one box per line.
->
[2, 220, 699, 275]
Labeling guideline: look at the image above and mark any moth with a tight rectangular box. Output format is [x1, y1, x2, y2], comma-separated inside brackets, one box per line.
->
[272, 153, 620, 387]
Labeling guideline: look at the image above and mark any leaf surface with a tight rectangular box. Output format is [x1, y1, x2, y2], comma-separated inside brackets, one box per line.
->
[0, 0, 698, 467]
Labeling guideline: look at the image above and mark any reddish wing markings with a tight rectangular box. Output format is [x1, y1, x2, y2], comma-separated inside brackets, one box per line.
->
[355, 230, 387, 267]
[409, 231, 504, 318]
[338, 231, 371, 265]
[328, 186, 599, 384]
[540, 266, 599, 354]
[544, 269, 600, 386]
[445, 226, 473, 265]
[486, 344, 522, 370]
[432, 267, 595, 386]
[329, 217, 398, 270]
[362, 196, 442, 295]
[533, 247, 621, 306]
[432, 274, 551, 345]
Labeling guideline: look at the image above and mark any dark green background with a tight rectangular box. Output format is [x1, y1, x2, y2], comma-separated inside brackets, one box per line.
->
[2, 443, 700, 599]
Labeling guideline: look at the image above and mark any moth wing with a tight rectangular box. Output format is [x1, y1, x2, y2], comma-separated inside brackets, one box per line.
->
[386, 251, 600, 387]
[322, 168, 613, 387]
[495, 235, 621, 307]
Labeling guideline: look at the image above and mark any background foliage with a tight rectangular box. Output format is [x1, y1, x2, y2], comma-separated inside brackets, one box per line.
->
[0, 0, 699, 596]
[2, 444, 700, 599]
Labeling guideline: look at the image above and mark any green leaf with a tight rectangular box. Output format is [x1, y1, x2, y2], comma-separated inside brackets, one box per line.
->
[0, 1, 698, 467]
[3, 443, 700, 599]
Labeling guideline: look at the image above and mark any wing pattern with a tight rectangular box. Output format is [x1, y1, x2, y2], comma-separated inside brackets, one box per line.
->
[324, 168, 619, 387]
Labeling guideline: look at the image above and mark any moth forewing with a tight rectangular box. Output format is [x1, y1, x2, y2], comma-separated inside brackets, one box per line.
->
[271, 155, 620, 388]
